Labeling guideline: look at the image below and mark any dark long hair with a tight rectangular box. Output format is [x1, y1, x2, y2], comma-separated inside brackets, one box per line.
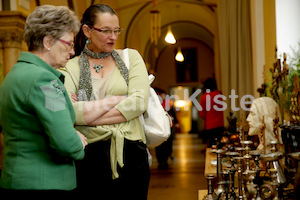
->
[74, 4, 117, 56]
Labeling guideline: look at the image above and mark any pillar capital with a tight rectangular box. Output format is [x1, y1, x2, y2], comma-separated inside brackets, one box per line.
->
[0, 11, 27, 76]
[0, 11, 26, 48]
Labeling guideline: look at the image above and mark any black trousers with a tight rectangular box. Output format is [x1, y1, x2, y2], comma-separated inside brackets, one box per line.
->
[155, 126, 175, 165]
[0, 189, 73, 199]
[206, 127, 224, 147]
[75, 139, 150, 200]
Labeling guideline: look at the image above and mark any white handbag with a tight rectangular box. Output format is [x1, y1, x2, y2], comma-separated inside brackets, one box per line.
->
[123, 48, 172, 148]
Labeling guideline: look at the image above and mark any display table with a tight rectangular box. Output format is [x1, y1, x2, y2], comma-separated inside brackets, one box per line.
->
[199, 148, 216, 200]
[198, 189, 207, 200]
[203, 148, 240, 190]
[204, 148, 217, 176]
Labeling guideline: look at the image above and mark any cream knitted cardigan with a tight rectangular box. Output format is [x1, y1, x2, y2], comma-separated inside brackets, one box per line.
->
[58, 48, 150, 179]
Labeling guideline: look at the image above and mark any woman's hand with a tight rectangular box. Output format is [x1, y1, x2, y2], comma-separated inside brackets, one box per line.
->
[71, 94, 78, 102]
[76, 130, 88, 149]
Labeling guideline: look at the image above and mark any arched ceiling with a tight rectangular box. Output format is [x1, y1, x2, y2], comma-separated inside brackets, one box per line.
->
[118, 0, 217, 68]
[144, 21, 214, 69]
[148, 21, 214, 54]
[124, 0, 217, 50]
[35, 0, 217, 51]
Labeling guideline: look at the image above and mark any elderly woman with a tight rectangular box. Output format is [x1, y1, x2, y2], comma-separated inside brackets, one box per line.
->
[0, 5, 89, 195]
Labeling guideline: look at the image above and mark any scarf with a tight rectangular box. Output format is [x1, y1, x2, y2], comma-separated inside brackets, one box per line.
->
[78, 42, 129, 101]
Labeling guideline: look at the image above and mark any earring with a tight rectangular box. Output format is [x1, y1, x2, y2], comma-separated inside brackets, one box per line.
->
[86, 39, 91, 45]
[47, 48, 51, 51]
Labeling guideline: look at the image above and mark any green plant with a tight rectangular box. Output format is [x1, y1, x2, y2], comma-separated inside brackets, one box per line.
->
[289, 41, 300, 69]
[284, 42, 300, 115]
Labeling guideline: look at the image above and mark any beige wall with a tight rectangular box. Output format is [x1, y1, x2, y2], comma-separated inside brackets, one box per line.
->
[263, 0, 277, 91]
[249, 0, 276, 98]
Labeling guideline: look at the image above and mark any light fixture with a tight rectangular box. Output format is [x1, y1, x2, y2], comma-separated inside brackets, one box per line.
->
[174, 100, 186, 108]
[165, 25, 176, 44]
[150, 9, 161, 45]
[175, 47, 184, 62]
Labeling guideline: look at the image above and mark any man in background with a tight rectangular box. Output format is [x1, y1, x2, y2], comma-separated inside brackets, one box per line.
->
[154, 88, 178, 169]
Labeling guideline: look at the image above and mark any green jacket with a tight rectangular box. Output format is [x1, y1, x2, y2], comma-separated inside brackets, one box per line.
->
[0, 52, 84, 190]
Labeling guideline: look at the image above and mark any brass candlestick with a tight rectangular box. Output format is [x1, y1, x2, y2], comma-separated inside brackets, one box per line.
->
[235, 157, 247, 200]
[215, 149, 226, 196]
[245, 170, 258, 200]
[260, 149, 286, 184]
[250, 150, 262, 184]
[242, 141, 253, 175]
[203, 174, 217, 200]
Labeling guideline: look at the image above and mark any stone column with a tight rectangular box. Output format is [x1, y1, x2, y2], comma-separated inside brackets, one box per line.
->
[0, 11, 26, 170]
[0, 11, 26, 77]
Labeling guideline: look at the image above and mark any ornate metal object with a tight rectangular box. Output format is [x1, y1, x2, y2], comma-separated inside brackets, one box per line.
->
[203, 174, 217, 200]
[235, 157, 247, 200]
[215, 149, 226, 196]
[260, 142, 286, 185]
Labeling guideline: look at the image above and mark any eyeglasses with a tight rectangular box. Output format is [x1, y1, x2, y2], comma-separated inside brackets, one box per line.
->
[87, 25, 123, 35]
[58, 39, 74, 49]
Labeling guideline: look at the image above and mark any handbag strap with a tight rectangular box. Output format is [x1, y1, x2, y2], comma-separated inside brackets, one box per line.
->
[123, 48, 147, 141]
[123, 48, 130, 70]
[122, 48, 155, 85]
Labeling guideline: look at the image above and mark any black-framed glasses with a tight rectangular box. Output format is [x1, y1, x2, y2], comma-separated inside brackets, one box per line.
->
[58, 39, 74, 49]
[87, 25, 123, 35]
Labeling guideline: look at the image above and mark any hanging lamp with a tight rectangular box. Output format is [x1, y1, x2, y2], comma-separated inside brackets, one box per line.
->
[165, 25, 176, 44]
[175, 47, 184, 62]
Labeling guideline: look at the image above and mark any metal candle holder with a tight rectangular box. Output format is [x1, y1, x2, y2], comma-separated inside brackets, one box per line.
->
[250, 150, 262, 185]
[215, 149, 226, 196]
[269, 169, 281, 200]
[241, 141, 253, 180]
[226, 151, 240, 199]
[203, 174, 217, 200]
[260, 141, 286, 184]
[249, 150, 262, 173]
[245, 170, 259, 200]
[226, 152, 241, 170]
[218, 170, 232, 200]
[229, 168, 238, 200]
[234, 156, 247, 200]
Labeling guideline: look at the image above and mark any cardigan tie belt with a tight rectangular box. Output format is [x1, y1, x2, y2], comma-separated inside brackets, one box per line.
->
[109, 127, 125, 179]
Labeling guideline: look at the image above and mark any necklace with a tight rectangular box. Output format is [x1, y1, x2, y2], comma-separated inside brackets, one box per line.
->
[90, 58, 104, 73]
[78, 41, 129, 101]
[93, 64, 103, 73]
[85, 48, 111, 73]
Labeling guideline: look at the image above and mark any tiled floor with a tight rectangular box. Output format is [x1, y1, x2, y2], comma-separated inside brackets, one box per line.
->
[148, 133, 208, 200]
